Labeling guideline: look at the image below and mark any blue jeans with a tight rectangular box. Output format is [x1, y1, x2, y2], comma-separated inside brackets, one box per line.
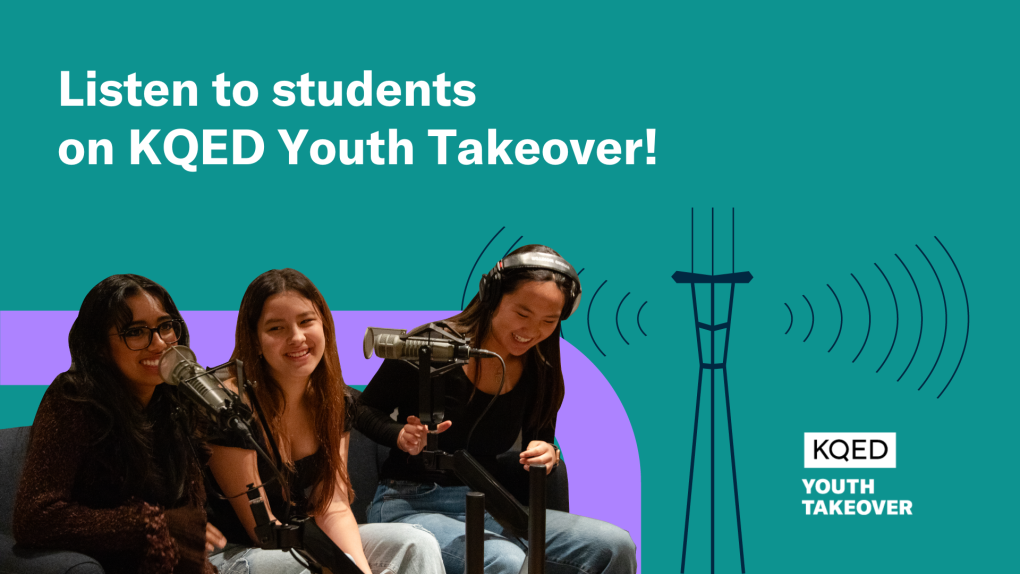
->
[209, 523, 445, 574]
[368, 480, 636, 574]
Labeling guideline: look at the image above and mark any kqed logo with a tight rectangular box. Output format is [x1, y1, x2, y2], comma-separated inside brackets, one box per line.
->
[804, 433, 896, 468]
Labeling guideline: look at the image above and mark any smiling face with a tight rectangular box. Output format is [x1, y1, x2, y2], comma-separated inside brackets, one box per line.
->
[257, 292, 326, 387]
[108, 291, 175, 402]
[488, 280, 566, 358]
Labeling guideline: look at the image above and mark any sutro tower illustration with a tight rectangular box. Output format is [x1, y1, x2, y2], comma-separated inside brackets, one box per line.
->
[676, 208, 750, 573]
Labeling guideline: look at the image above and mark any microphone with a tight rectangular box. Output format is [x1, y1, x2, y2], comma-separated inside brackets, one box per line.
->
[159, 346, 238, 425]
[363, 327, 498, 361]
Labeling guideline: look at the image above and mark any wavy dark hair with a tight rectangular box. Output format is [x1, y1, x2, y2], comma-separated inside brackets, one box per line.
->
[58, 274, 194, 505]
[448, 244, 577, 431]
[233, 268, 353, 513]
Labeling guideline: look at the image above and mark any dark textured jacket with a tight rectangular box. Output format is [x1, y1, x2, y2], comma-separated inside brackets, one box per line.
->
[13, 380, 216, 574]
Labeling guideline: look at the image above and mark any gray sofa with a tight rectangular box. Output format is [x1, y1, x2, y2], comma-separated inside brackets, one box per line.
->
[1, 390, 569, 573]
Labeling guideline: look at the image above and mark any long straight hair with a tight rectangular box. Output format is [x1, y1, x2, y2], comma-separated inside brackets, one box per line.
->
[448, 245, 576, 431]
[233, 268, 353, 512]
[61, 274, 194, 504]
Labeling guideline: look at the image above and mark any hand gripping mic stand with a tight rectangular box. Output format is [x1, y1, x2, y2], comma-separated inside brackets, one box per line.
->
[365, 323, 549, 574]
[164, 348, 361, 574]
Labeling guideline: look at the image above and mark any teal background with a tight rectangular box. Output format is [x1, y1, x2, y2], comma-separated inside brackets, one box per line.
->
[2, 1, 1017, 572]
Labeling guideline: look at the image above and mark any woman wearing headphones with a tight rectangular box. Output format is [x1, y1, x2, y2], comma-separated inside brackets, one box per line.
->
[357, 245, 637, 574]
[205, 268, 444, 574]
[14, 275, 219, 573]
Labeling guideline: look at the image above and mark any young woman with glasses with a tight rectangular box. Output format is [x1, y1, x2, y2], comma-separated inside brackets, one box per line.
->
[357, 245, 637, 574]
[14, 274, 222, 574]
[205, 268, 444, 574]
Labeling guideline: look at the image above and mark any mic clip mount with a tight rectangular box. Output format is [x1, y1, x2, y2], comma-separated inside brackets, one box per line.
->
[196, 358, 257, 436]
[404, 321, 475, 376]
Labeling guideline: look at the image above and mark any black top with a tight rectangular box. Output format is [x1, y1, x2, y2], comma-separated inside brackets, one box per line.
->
[355, 358, 556, 486]
[206, 391, 356, 545]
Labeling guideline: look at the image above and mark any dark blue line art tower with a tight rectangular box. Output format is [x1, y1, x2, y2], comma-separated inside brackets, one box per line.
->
[678, 208, 750, 573]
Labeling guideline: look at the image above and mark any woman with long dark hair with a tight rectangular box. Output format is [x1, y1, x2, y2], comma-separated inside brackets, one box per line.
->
[13, 274, 220, 574]
[357, 245, 637, 574]
[206, 268, 444, 574]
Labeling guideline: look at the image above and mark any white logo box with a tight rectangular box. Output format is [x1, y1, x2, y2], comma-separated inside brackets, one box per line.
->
[804, 432, 897, 468]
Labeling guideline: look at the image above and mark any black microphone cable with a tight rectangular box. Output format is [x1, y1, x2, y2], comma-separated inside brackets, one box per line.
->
[465, 350, 507, 452]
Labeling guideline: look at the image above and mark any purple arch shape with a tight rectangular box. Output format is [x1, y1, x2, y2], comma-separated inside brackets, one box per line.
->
[1, 310, 641, 572]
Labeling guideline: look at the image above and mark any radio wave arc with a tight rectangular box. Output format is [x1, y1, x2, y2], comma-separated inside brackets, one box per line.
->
[827, 285, 843, 353]
[802, 295, 814, 343]
[637, 301, 648, 336]
[874, 263, 899, 373]
[784, 303, 793, 335]
[917, 245, 947, 391]
[587, 279, 608, 357]
[502, 235, 523, 258]
[616, 292, 631, 345]
[895, 254, 923, 382]
[462, 226, 505, 309]
[934, 237, 970, 399]
[851, 274, 871, 363]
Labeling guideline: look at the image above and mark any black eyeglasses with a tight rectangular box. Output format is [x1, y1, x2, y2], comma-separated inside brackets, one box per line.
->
[112, 320, 184, 351]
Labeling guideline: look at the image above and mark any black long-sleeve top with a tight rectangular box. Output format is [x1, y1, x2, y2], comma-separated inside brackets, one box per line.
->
[355, 358, 555, 486]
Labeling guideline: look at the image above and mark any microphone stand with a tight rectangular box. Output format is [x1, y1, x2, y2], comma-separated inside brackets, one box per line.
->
[407, 339, 550, 574]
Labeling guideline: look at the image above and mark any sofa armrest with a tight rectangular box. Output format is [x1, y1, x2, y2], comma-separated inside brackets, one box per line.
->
[0, 532, 104, 574]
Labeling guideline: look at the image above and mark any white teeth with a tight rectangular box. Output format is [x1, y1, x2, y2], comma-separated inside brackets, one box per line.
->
[141, 360, 159, 367]
[512, 333, 532, 343]
[286, 350, 310, 358]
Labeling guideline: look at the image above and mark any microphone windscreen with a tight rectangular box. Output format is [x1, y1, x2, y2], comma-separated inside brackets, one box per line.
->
[159, 345, 198, 385]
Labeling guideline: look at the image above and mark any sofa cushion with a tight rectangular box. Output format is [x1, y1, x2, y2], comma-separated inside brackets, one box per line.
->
[0, 532, 104, 574]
